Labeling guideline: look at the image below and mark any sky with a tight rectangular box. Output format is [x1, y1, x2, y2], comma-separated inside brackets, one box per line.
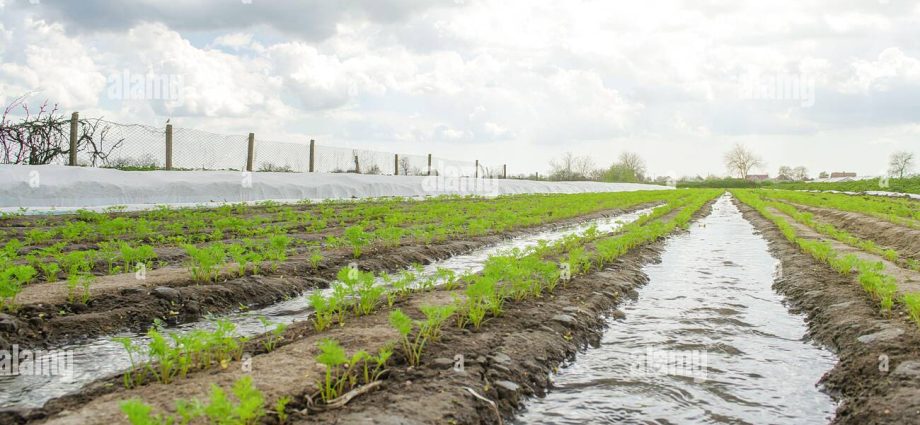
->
[1, 0, 918, 178]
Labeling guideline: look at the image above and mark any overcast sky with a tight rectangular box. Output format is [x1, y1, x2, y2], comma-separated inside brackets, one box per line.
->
[1, 0, 918, 178]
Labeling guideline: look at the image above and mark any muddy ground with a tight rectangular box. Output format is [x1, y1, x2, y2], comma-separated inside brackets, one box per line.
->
[0, 204, 652, 349]
[735, 199, 920, 425]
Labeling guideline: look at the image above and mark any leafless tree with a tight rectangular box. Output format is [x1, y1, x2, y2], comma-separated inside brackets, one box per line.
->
[549, 152, 596, 181]
[398, 156, 411, 175]
[724, 143, 763, 179]
[791, 166, 808, 181]
[888, 151, 915, 178]
[777, 166, 793, 180]
[1, 96, 122, 165]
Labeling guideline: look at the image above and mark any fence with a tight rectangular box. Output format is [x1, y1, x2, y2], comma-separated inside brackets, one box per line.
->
[52, 113, 508, 178]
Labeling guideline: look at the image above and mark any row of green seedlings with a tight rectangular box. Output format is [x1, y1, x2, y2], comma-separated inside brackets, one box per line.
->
[11, 189, 689, 267]
[733, 190, 920, 326]
[760, 190, 920, 230]
[308, 190, 708, 335]
[183, 235, 292, 283]
[769, 200, 920, 272]
[120, 375, 285, 425]
[1, 238, 157, 281]
[116, 317, 288, 389]
[8, 190, 682, 251]
[309, 190, 718, 404]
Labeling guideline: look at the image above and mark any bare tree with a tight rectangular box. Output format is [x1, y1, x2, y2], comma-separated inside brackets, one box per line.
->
[398, 156, 411, 175]
[724, 143, 763, 179]
[889, 151, 915, 178]
[792, 166, 808, 181]
[1, 96, 122, 165]
[777, 166, 792, 180]
[549, 152, 597, 181]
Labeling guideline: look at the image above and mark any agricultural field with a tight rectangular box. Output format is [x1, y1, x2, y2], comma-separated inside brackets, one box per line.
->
[0, 185, 917, 424]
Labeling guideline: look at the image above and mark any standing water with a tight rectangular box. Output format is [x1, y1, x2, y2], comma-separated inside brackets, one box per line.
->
[515, 195, 838, 424]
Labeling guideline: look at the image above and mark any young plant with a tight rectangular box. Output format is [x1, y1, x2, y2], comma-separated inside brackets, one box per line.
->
[315, 338, 348, 403]
[183, 243, 227, 282]
[308, 247, 323, 271]
[258, 317, 287, 352]
[0, 265, 36, 311]
[344, 225, 371, 258]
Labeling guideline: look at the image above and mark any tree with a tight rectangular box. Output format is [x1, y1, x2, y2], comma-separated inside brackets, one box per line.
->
[777, 166, 793, 180]
[724, 143, 763, 179]
[398, 156, 411, 175]
[549, 152, 596, 181]
[601, 152, 647, 183]
[792, 166, 808, 181]
[819, 171, 829, 179]
[888, 151, 915, 178]
[1, 96, 122, 166]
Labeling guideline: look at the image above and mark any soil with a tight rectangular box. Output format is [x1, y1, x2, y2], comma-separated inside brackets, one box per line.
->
[735, 199, 920, 425]
[0, 204, 654, 349]
[782, 202, 920, 261]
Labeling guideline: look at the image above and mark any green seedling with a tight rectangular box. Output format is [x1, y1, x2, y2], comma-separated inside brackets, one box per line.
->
[344, 225, 371, 258]
[258, 317, 287, 352]
[0, 265, 36, 311]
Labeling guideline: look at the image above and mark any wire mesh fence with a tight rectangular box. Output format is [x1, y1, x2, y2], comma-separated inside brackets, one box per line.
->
[4, 112, 509, 178]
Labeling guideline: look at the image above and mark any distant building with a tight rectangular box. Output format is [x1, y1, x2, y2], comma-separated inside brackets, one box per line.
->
[830, 172, 856, 178]
[746, 174, 770, 182]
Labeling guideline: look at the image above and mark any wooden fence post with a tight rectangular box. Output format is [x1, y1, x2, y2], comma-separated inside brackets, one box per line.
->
[246, 133, 254, 172]
[394, 154, 399, 176]
[354, 154, 360, 174]
[165, 124, 173, 170]
[427, 154, 432, 176]
[474, 160, 479, 178]
[309, 139, 315, 172]
[503, 164, 507, 179]
[68, 112, 78, 166]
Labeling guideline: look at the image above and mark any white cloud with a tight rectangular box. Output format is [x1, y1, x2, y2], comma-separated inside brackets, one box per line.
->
[0, 0, 918, 177]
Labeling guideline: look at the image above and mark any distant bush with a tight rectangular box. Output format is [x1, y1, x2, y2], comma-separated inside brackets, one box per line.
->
[257, 162, 295, 172]
[677, 178, 771, 189]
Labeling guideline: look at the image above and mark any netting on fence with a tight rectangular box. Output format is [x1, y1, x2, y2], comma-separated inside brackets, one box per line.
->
[173, 127, 248, 171]
[3, 113, 508, 177]
[76, 120, 166, 168]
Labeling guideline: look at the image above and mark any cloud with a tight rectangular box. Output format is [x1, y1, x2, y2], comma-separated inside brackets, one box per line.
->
[13, 0, 458, 40]
[1, 0, 918, 177]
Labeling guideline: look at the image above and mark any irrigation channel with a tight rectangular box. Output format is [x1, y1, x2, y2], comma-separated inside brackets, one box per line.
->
[514, 195, 838, 424]
[0, 206, 656, 409]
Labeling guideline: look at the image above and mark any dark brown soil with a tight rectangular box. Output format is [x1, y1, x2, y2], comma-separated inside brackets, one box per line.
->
[735, 199, 920, 425]
[0, 204, 651, 349]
